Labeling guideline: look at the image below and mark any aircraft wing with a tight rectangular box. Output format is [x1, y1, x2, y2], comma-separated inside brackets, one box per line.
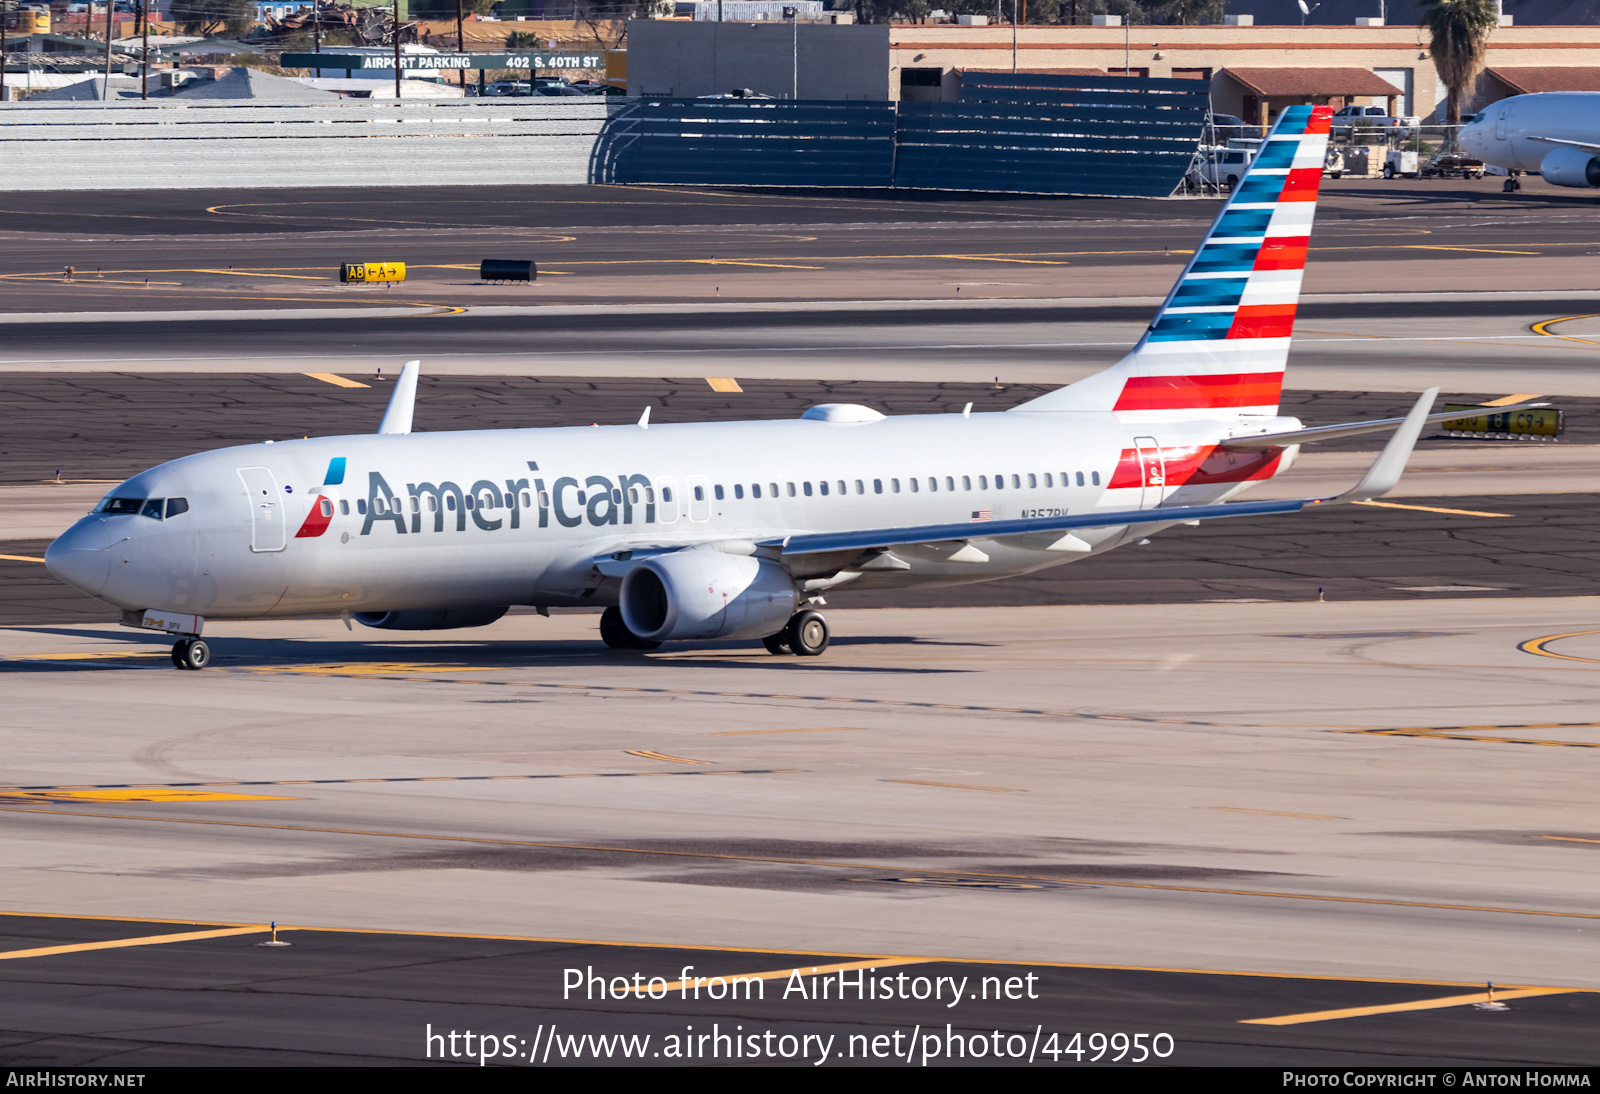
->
[767, 390, 1438, 559]
[1217, 400, 1547, 449]
[1528, 135, 1600, 156]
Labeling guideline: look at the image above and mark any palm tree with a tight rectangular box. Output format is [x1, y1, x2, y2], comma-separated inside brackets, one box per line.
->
[1417, 0, 1499, 126]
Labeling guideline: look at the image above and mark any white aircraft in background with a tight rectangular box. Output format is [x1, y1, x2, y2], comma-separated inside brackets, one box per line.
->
[1458, 92, 1600, 192]
[45, 105, 1539, 669]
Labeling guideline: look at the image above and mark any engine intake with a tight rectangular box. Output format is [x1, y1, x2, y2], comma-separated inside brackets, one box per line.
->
[620, 547, 796, 642]
[353, 606, 509, 630]
[1539, 146, 1600, 188]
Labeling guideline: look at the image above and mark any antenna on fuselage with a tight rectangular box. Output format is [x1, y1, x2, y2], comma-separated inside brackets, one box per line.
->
[377, 360, 421, 435]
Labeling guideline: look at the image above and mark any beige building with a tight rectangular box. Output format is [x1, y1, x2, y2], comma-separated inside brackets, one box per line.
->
[629, 19, 1600, 123]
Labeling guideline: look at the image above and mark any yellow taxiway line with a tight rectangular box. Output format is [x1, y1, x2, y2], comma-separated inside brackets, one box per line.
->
[1243, 987, 1574, 1025]
[0, 926, 266, 962]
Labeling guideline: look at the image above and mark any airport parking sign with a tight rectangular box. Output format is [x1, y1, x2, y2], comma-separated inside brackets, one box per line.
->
[279, 53, 604, 71]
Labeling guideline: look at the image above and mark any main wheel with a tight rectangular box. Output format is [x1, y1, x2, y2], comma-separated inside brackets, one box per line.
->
[175, 639, 209, 670]
[762, 632, 791, 655]
[784, 610, 829, 657]
[599, 606, 660, 650]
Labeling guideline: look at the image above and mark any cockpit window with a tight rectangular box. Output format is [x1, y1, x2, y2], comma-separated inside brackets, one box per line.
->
[140, 499, 165, 520]
[166, 498, 189, 519]
[101, 497, 145, 515]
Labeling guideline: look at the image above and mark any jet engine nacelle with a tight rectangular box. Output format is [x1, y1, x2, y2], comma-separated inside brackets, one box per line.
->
[620, 547, 796, 642]
[1539, 146, 1600, 188]
[353, 606, 509, 630]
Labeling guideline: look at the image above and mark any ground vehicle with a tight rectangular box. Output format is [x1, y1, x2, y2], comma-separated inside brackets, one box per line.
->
[1205, 113, 1263, 143]
[1196, 144, 1255, 189]
[1382, 149, 1419, 178]
[1332, 104, 1418, 135]
[1324, 148, 1346, 178]
[1421, 153, 1485, 180]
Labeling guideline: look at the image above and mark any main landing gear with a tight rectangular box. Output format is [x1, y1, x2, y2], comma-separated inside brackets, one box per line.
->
[1503, 176, 1521, 192]
[171, 638, 210, 670]
[762, 609, 829, 657]
[599, 606, 661, 650]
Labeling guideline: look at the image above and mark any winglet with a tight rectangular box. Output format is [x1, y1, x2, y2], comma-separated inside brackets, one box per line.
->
[377, 360, 420, 435]
[1328, 387, 1438, 504]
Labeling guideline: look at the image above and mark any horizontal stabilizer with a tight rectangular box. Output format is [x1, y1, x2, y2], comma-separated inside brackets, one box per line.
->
[1219, 399, 1547, 448]
[768, 398, 1435, 559]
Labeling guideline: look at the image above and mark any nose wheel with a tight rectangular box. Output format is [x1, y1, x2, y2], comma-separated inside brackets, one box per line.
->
[171, 638, 210, 670]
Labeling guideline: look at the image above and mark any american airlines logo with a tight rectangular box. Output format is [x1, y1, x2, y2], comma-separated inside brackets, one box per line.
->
[344, 466, 661, 538]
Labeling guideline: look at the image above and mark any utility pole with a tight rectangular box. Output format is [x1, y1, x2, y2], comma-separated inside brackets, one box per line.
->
[2, 0, 10, 104]
[1123, 17, 1129, 76]
[103, 0, 114, 97]
[455, 0, 464, 91]
[141, 0, 148, 98]
[1011, 0, 1017, 74]
[392, 0, 401, 100]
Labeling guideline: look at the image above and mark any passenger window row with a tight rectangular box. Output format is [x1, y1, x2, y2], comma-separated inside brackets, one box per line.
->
[708, 471, 1100, 500]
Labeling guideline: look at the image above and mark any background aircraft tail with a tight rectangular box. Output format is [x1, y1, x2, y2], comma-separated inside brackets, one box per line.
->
[1014, 104, 1333, 418]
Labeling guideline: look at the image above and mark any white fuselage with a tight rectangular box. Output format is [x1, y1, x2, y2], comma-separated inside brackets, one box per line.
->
[1459, 92, 1600, 173]
[47, 408, 1298, 621]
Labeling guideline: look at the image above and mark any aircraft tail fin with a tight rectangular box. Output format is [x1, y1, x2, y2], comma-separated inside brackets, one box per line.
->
[1013, 104, 1333, 418]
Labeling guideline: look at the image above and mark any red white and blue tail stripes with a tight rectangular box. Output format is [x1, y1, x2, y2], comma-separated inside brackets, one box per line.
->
[1118, 104, 1331, 416]
[1014, 105, 1331, 418]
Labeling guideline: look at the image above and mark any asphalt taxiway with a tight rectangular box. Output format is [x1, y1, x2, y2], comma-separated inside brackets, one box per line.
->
[4, 178, 1599, 1067]
[5, 600, 1600, 1065]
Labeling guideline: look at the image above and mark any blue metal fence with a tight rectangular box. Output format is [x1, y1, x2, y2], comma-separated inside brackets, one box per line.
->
[589, 73, 1208, 197]
[894, 72, 1207, 197]
[589, 98, 896, 187]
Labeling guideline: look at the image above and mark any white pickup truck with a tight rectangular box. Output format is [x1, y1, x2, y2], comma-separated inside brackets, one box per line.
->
[1331, 104, 1419, 135]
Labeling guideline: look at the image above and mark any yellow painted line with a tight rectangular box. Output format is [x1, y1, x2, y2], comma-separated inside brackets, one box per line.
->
[0, 554, 45, 563]
[1480, 393, 1543, 407]
[942, 255, 1068, 265]
[1208, 807, 1340, 820]
[710, 727, 860, 736]
[689, 260, 826, 270]
[0, 926, 267, 962]
[883, 779, 1023, 793]
[1242, 987, 1573, 1026]
[1403, 245, 1541, 255]
[624, 750, 712, 765]
[1519, 630, 1600, 664]
[1532, 314, 1600, 348]
[0, 905, 1595, 996]
[629, 957, 929, 995]
[303, 372, 370, 389]
[12, 651, 170, 661]
[0, 788, 292, 803]
[1352, 500, 1513, 518]
[1539, 835, 1600, 845]
[706, 377, 743, 392]
[1338, 719, 1600, 748]
[192, 269, 329, 281]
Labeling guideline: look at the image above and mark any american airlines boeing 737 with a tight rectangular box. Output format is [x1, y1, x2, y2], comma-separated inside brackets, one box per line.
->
[45, 105, 1537, 669]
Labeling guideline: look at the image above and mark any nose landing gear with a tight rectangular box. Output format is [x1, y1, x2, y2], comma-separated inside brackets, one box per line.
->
[171, 638, 210, 670]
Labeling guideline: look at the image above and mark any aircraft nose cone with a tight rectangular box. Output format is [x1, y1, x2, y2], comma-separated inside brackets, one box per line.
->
[45, 520, 115, 596]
